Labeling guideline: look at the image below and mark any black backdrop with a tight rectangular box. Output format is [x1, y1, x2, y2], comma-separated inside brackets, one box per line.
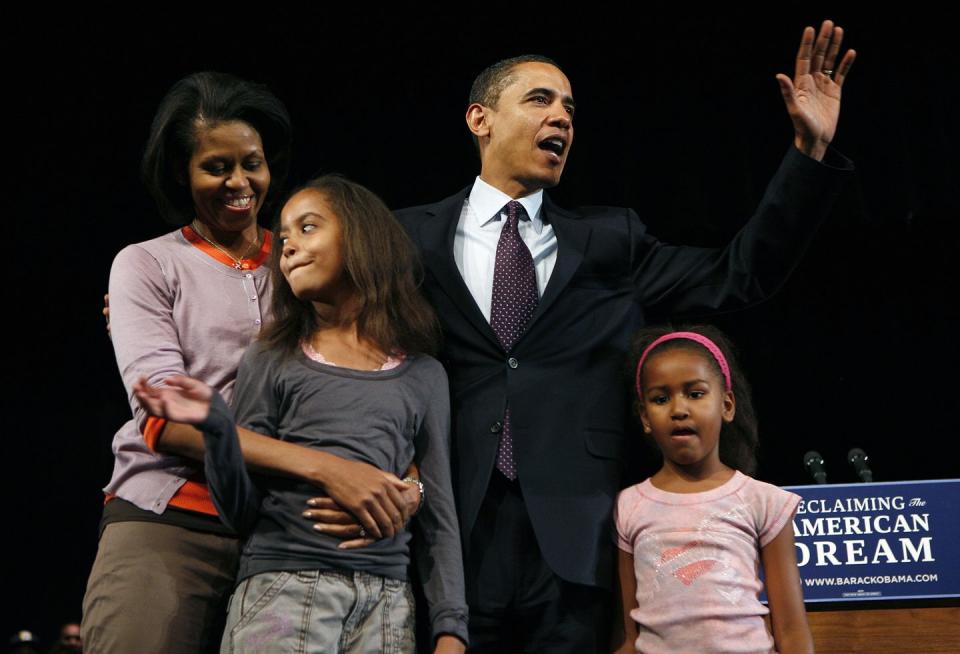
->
[6, 6, 956, 647]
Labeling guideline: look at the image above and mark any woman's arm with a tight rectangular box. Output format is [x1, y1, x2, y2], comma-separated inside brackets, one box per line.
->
[761, 523, 814, 654]
[304, 462, 421, 548]
[135, 375, 261, 533]
[612, 548, 640, 654]
[157, 412, 416, 540]
[109, 245, 194, 436]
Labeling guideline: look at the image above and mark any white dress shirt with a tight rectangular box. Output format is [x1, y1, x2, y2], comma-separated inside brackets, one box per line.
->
[453, 176, 559, 322]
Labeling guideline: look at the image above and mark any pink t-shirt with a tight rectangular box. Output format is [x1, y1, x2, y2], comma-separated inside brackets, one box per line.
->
[614, 471, 800, 654]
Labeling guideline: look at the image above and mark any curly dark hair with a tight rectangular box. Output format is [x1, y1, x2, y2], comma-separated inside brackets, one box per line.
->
[628, 324, 759, 475]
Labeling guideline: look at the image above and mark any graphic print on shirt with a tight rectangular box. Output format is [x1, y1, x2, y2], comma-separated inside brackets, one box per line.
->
[633, 498, 758, 605]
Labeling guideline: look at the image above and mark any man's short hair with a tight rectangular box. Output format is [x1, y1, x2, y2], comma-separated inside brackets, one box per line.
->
[467, 55, 561, 152]
[469, 54, 561, 109]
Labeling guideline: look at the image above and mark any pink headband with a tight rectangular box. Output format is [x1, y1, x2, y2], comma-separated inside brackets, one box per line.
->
[635, 331, 732, 399]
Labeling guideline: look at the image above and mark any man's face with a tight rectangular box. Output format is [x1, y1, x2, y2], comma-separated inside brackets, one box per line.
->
[60, 624, 81, 651]
[470, 62, 575, 197]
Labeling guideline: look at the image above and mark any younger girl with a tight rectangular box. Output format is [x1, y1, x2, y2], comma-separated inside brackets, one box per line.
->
[136, 175, 467, 653]
[614, 326, 811, 654]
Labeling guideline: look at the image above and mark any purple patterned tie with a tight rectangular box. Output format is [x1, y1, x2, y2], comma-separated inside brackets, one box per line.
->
[490, 200, 538, 480]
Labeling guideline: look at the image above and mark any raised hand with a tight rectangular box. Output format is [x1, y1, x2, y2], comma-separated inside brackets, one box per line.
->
[776, 19, 856, 160]
[133, 374, 213, 424]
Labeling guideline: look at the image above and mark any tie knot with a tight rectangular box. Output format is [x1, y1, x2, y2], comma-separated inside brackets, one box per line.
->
[502, 200, 527, 229]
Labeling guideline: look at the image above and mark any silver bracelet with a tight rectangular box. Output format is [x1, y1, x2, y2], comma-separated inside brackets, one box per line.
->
[402, 477, 425, 512]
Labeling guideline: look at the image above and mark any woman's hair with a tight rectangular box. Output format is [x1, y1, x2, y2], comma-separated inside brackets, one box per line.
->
[141, 71, 292, 225]
[629, 324, 759, 475]
[260, 174, 441, 357]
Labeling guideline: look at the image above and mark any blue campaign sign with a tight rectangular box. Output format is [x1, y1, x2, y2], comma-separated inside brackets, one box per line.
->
[760, 478, 959, 603]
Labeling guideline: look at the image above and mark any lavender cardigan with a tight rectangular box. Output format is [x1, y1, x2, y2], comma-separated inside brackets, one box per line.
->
[103, 228, 271, 514]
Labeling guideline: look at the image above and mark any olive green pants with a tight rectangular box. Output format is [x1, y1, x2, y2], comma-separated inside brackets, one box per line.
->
[81, 521, 239, 654]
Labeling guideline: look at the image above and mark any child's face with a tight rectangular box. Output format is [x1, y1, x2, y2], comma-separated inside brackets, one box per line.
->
[278, 189, 348, 303]
[639, 348, 735, 473]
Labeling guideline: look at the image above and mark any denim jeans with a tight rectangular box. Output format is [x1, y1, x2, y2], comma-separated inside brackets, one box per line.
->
[221, 569, 415, 654]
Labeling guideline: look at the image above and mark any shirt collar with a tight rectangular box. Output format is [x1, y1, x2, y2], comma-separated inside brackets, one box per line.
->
[468, 176, 545, 233]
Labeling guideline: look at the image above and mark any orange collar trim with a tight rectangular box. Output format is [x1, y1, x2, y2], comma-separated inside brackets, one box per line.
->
[182, 225, 272, 271]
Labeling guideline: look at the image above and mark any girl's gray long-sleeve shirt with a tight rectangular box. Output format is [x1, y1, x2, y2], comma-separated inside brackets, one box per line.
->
[199, 342, 468, 643]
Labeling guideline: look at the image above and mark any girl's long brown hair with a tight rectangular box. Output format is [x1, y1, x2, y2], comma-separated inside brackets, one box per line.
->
[260, 174, 440, 357]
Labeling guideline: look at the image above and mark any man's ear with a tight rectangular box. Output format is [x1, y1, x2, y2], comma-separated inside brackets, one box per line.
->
[466, 103, 492, 140]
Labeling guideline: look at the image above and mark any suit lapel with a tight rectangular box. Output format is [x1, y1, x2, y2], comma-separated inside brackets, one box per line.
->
[415, 188, 502, 349]
[526, 195, 591, 327]
[414, 189, 591, 351]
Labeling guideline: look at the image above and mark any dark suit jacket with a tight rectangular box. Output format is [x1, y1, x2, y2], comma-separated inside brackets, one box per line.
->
[395, 147, 851, 590]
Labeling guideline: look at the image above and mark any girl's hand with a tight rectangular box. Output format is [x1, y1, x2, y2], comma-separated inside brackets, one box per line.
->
[304, 459, 413, 541]
[133, 375, 213, 424]
[433, 635, 466, 654]
[303, 496, 375, 549]
[304, 477, 422, 549]
[103, 293, 111, 336]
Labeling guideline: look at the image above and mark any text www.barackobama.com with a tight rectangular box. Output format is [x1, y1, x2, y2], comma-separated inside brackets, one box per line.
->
[804, 573, 939, 587]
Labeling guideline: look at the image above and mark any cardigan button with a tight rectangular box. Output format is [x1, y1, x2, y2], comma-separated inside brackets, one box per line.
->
[507, 357, 519, 369]
[490, 421, 504, 434]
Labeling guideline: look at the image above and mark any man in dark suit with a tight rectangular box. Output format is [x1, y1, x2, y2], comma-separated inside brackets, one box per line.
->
[395, 21, 855, 653]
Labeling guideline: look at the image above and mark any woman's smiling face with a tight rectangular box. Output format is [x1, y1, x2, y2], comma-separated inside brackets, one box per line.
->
[188, 120, 270, 231]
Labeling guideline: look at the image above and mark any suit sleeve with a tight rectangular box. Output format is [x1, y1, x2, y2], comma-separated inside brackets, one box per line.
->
[631, 146, 853, 319]
[198, 346, 278, 534]
[411, 361, 469, 645]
